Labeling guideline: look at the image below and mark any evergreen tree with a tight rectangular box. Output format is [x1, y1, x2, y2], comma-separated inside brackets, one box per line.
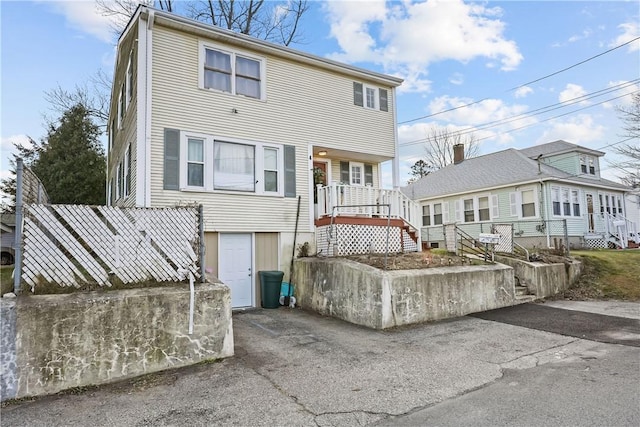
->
[32, 104, 106, 205]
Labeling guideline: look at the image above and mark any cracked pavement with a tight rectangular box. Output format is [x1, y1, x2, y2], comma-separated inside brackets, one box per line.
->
[2, 303, 639, 426]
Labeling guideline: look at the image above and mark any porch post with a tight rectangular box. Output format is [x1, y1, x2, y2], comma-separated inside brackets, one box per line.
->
[392, 87, 400, 189]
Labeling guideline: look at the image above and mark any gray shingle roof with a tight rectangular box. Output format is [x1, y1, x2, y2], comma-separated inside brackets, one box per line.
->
[402, 145, 628, 200]
[519, 140, 604, 158]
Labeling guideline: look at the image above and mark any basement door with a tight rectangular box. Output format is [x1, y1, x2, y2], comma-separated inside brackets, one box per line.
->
[219, 233, 253, 308]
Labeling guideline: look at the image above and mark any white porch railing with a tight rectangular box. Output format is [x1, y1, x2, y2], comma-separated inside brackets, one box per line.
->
[600, 212, 638, 248]
[316, 184, 422, 231]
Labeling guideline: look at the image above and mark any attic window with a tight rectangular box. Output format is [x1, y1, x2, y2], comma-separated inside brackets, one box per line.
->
[580, 155, 596, 175]
[353, 82, 389, 112]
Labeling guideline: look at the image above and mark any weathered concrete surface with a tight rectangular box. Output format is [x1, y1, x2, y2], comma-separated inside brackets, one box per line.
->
[0, 297, 17, 400]
[496, 256, 582, 298]
[1, 283, 233, 401]
[294, 258, 516, 329]
[386, 264, 515, 327]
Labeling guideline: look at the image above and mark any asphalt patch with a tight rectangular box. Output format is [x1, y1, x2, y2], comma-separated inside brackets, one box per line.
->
[470, 303, 640, 347]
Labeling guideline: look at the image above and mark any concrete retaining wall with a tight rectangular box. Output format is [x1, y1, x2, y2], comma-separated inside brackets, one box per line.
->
[496, 256, 582, 298]
[1, 283, 233, 401]
[293, 257, 581, 330]
[293, 259, 516, 329]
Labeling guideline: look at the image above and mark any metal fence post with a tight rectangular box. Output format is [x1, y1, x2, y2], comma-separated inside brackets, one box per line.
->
[199, 204, 206, 283]
[13, 158, 24, 294]
[563, 219, 569, 255]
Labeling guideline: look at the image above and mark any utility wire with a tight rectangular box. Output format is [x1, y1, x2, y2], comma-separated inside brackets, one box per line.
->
[399, 90, 638, 147]
[398, 36, 640, 125]
[398, 81, 639, 146]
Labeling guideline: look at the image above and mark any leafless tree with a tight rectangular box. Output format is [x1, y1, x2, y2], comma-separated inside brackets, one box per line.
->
[97, 0, 308, 46]
[43, 69, 112, 130]
[422, 125, 480, 170]
[612, 92, 640, 188]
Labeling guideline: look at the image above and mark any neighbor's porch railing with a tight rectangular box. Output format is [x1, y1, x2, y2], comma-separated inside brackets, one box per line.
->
[596, 212, 638, 247]
[316, 183, 422, 231]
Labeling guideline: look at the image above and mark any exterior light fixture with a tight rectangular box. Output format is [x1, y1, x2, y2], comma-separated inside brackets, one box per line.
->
[318, 150, 327, 156]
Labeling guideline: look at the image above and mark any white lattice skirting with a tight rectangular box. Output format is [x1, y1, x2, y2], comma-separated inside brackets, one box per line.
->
[582, 237, 608, 249]
[316, 223, 418, 256]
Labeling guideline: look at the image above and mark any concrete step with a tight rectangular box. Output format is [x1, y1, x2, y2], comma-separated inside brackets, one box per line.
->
[515, 286, 531, 297]
[514, 294, 537, 303]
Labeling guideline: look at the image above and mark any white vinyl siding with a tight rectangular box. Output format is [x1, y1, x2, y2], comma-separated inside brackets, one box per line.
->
[149, 24, 397, 232]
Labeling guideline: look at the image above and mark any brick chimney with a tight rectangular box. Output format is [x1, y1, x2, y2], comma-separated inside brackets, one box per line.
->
[453, 143, 464, 164]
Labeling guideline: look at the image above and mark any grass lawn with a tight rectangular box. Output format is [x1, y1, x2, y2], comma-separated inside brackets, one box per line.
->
[568, 250, 640, 301]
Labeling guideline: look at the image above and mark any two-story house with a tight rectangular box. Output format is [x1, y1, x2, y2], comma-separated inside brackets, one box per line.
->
[403, 140, 637, 250]
[106, 6, 420, 308]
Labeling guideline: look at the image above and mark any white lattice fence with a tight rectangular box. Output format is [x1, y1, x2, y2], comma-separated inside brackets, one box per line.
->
[21, 204, 200, 290]
[315, 223, 419, 256]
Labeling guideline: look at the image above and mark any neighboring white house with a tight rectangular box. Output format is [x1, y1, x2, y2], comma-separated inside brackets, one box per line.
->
[403, 140, 637, 250]
[106, 6, 419, 308]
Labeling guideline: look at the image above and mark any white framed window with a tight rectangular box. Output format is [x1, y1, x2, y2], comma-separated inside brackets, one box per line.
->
[116, 163, 122, 200]
[599, 192, 624, 217]
[350, 162, 364, 185]
[187, 138, 205, 188]
[200, 42, 265, 100]
[118, 83, 125, 128]
[422, 202, 446, 226]
[123, 144, 131, 197]
[580, 154, 597, 175]
[455, 195, 496, 223]
[551, 185, 581, 218]
[126, 50, 134, 108]
[178, 132, 283, 196]
[365, 86, 377, 109]
[510, 187, 538, 219]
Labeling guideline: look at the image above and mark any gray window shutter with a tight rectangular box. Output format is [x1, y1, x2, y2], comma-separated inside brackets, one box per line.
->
[353, 82, 363, 107]
[164, 128, 180, 190]
[379, 89, 388, 112]
[284, 145, 296, 197]
[364, 164, 373, 185]
[340, 161, 350, 184]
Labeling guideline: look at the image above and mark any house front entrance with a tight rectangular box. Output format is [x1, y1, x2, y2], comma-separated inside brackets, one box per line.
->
[219, 233, 253, 308]
[586, 193, 595, 232]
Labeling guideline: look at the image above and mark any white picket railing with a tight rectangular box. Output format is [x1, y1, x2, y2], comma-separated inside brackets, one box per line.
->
[20, 204, 201, 291]
[600, 212, 638, 248]
[316, 183, 422, 231]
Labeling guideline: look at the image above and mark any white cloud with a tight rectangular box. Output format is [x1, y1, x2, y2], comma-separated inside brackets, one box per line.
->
[43, 0, 114, 43]
[610, 21, 640, 52]
[559, 83, 589, 105]
[323, 0, 522, 93]
[535, 114, 605, 146]
[514, 86, 533, 99]
[1, 134, 34, 156]
[449, 73, 464, 85]
[601, 80, 640, 109]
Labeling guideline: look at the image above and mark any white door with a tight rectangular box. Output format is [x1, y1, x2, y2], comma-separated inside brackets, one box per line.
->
[219, 233, 253, 308]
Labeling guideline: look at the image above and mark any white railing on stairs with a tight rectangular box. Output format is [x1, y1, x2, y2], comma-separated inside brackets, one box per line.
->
[316, 184, 422, 232]
[601, 212, 638, 248]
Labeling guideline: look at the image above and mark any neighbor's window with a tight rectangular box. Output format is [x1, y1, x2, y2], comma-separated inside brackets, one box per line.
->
[422, 205, 431, 226]
[572, 190, 580, 217]
[464, 198, 474, 222]
[562, 188, 571, 216]
[521, 189, 536, 218]
[433, 203, 443, 225]
[478, 196, 490, 221]
[365, 87, 377, 109]
[203, 45, 262, 99]
[214, 141, 255, 191]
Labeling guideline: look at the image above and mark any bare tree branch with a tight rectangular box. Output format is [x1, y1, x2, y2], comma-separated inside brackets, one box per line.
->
[422, 125, 480, 170]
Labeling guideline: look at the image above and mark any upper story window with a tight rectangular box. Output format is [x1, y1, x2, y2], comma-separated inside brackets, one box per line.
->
[353, 82, 388, 112]
[339, 161, 373, 186]
[201, 42, 264, 100]
[126, 50, 134, 107]
[118, 83, 125, 128]
[580, 154, 596, 175]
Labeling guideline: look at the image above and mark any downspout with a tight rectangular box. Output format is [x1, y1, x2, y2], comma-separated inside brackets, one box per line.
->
[541, 180, 551, 248]
[144, 10, 154, 207]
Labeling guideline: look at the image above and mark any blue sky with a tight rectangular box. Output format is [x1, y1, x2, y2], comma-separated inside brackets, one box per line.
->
[1, 0, 639, 193]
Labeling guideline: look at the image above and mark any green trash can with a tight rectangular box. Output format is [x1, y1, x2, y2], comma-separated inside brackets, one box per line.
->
[259, 271, 284, 309]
